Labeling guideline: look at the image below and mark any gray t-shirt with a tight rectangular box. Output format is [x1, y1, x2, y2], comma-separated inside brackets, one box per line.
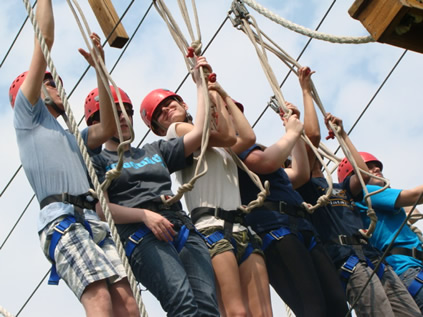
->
[13, 89, 99, 232]
[92, 138, 191, 239]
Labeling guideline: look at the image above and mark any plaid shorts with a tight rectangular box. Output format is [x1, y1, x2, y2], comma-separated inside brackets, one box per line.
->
[39, 216, 127, 299]
[199, 226, 263, 264]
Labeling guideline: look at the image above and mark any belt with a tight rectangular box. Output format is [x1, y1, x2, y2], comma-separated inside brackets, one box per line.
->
[40, 192, 98, 210]
[138, 199, 183, 213]
[390, 247, 423, 261]
[335, 234, 368, 246]
[191, 207, 246, 226]
[260, 200, 306, 218]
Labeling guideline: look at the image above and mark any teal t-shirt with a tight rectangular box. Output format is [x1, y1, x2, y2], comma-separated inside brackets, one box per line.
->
[356, 185, 423, 275]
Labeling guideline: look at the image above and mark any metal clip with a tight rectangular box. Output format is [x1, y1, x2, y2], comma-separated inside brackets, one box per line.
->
[268, 96, 281, 114]
[229, 0, 250, 28]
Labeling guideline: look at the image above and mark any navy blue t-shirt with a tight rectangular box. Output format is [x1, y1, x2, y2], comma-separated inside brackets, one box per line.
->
[297, 177, 380, 267]
[238, 145, 315, 234]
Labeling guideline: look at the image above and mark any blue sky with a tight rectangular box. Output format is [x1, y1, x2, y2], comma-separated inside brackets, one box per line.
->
[1, 1, 423, 316]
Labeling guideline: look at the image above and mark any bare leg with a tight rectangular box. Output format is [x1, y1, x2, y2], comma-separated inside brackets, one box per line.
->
[80, 280, 113, 317]
[109, 278, 140, 317]
[239, 253, 273, 317]
[212, 251, 247, 317]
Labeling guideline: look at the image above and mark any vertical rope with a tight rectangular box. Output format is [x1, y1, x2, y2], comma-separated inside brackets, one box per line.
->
[21, 0, 147, 315]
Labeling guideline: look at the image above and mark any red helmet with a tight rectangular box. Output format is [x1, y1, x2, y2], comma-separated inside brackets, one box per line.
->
[85, 86, 132, 126]
[337, 152, 383, 183]
[9, 71, 62, 108]
[140, 89, 183, 134]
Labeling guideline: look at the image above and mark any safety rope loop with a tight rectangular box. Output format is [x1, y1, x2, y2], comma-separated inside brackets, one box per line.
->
[241, 0, 375, 44]
[161, 64, 212, 205]
[22, 0, 147, 315]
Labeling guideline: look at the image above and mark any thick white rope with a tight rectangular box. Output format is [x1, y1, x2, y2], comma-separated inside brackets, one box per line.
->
[22, 0, 147, 315]
[0, 306, 14, 317]
[237, 8, 385, 237]
[241, 0, 375, 44]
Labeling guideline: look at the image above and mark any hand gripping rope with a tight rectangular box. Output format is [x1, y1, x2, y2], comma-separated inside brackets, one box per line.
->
[228, 0, 397, 238]
[21, 0, 147, 315]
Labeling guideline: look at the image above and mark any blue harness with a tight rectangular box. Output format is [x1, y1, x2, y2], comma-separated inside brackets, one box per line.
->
[261, 226, 317, 252]
[202, 230, 255, 264]
[125, 224, 191, 259]
[48, 216, 107, 285]
[339, 255, 385, 289]
[408, 269, 423, 297]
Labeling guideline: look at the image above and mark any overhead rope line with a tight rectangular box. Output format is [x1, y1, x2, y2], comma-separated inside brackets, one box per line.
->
[21, 0, 147, 315]
[230, 0, 383, 238]
[251, 0, 337, 129]
[1, 0, 149, 256]
[241, 0, 375, 44]
[0, 0, 136, 197]
[0, 1, 37, 69]
[135, 15, 230, 150]
[154, 0, 269, 213]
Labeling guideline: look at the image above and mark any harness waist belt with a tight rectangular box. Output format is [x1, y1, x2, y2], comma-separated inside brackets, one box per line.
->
[138, 199, 183, 213]
[335, 234, 368, 246]
[191, 207, 246, 225]
[40, 192, 97, 210]
[390, 247, 423, 261]
[261, 201, 306, 218]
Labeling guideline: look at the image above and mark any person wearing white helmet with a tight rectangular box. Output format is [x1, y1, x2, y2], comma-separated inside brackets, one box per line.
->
[10, 1, 139, 316]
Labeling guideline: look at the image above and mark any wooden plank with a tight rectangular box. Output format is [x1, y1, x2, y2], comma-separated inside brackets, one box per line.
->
[349, 0, 423, 53]
[88, 0, 129, 48]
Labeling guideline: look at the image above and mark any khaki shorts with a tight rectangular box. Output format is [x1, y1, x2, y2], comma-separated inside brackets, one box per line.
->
[40, 216, 126, 299]
[199, 226, 263, 264]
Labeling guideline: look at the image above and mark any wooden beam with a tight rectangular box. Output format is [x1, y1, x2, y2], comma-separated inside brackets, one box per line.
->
[88, 0, 129, 49]
[349, 0, 423, 53]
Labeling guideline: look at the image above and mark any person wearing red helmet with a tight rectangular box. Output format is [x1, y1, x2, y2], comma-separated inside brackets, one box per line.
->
[297, 66, 421, 316]
[91, 56, 220, 316]
[142, 77, 273, 316]
[341, 153, 423, 313]
[11, 1, 139, 316]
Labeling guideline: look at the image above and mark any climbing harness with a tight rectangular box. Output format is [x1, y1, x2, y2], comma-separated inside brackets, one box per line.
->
[408, 270, 423, 297]
[21, 0, 147, 314]
[125, 224, 192, 258]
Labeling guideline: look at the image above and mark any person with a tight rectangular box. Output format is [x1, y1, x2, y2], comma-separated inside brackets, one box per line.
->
[10, 1, 139, 316]
[91, 56, 220, 317]
[236, 97, 348, 316]
[298, 66, 421, 316]
[339, 151, 423, 313]
[140, 78, 273, 316]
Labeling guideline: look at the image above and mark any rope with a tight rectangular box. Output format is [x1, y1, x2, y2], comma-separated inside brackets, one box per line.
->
[0, 306, 14, 317]
[153, 0, 214, 205]
[233, 2, 385, 237]
[21, 0, 147, 315]
[240, 0, 375, 44]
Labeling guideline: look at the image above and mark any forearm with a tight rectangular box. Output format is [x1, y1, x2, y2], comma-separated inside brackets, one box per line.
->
[396, 185, 423, 209]
[97, 201, 146, 224]
[263, 131, 300, 169]
[208, 91, 236, 147]
[224, 96, 256, 154]
[288, 137, 310, 188]
[303, 89, 320, 146]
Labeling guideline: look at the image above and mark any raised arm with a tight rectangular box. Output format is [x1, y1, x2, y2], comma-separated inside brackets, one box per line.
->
[395, 186, 423, 209]
[243, 103, 303, 175]
[20, 0, 54, 106]
[208, 81, 255, 153]
[79, 33, 117, 149]
[181, 56, 212, 157]
[325, 113, 370, 196]
[299, 66, 320, 173]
